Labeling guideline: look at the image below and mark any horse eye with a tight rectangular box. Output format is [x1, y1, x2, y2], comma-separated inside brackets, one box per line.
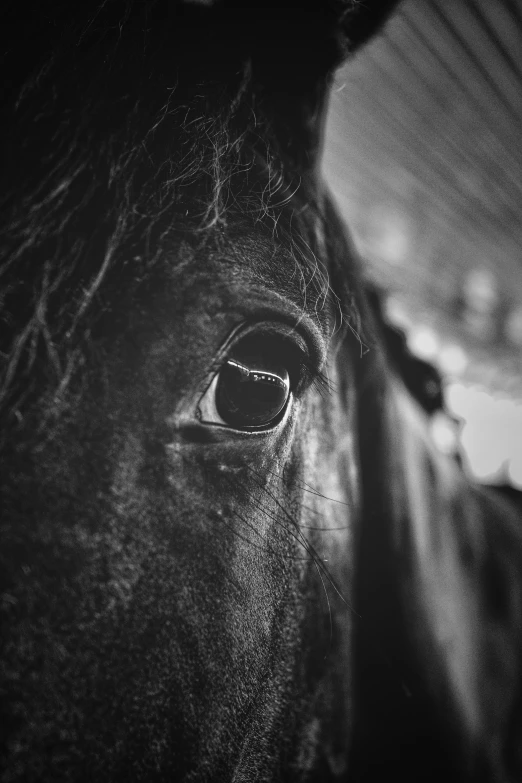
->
[215, 358, 290, 428]
[197, 334, 297, 430]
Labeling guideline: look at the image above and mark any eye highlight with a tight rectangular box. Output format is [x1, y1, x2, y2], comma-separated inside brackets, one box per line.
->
[196, 325, 316, 431]
[215, 357, 290, 428]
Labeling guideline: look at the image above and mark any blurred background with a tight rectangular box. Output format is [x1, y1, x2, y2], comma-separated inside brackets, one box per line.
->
[323, 0, 522, 490]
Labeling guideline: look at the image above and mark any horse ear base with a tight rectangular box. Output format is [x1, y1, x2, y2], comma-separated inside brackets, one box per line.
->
[339, 0, 403, 56]
[171, 1, 402, 170]
[226, 0, 403, 171]
[179, 1, 402, 62]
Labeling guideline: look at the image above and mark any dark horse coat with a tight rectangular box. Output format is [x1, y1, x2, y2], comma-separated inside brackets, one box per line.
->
[1, 2, 521, 781]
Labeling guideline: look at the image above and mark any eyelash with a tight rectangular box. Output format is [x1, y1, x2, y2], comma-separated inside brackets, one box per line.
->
[296, 355, 332, 398]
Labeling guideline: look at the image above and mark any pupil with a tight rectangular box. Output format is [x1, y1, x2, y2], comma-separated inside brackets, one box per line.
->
[216, 359, 290, 427]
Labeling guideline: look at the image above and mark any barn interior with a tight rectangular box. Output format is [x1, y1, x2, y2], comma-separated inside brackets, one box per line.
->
[324, 0, 522, 490]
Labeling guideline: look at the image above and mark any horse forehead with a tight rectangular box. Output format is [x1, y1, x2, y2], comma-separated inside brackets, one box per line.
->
[146, 231, 332, 332]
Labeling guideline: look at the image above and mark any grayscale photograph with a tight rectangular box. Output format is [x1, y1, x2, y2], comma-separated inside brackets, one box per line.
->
[1, 1, 521, 781]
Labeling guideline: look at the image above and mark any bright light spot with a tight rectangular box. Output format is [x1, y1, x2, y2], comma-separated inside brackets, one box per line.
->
[370, 207, 409, 265]
[445, 382, 475, 418]
[461, 426, 505, 481]
[464, 268, 498, 313]
[384, 296, 412, 331]
[462, 269, 499, 339]
[445, 382, 522, 484]
[407, 326, 439, 361]
[438, 344, 468, 376]
[430, 412, 458, 455]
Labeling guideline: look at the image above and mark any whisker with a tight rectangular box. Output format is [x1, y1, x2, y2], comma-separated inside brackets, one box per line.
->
[264, 467, 352, 507]
[246, 490, 325, 563]
[298, 504, 352, 529]
[219, 475, 314, 564]
[231, 506, 312, 563]
[311, 553, 334, 658]
[298, 479, 352, 507]
[213, 508, 273, 555]
[247, 487, 337, 644]
[246, 467, 360, 618]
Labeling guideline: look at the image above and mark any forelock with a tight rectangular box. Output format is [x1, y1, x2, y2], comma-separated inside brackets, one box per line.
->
[0, 3, 361, 440]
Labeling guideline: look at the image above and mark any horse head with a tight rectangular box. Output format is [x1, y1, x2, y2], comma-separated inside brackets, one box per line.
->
[0, 2, 401, 780]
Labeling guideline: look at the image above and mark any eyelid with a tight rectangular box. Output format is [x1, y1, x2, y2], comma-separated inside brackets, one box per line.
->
[209, 319, 322, 377]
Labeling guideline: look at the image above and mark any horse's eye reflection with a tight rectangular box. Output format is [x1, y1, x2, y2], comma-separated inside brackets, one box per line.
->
[216, 359, 290, 428]
[197, 334, 299, 430]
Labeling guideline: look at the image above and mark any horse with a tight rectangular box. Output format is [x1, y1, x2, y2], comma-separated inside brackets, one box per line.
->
[1, 2, 521, 781]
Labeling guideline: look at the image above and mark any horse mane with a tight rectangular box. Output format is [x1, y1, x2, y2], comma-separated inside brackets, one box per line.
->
[1, 0, 408, 437]
[0, 59, 346, 445]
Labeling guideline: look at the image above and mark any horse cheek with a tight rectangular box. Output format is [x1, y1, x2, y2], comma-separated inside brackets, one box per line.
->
[283, 377, 360, 775]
